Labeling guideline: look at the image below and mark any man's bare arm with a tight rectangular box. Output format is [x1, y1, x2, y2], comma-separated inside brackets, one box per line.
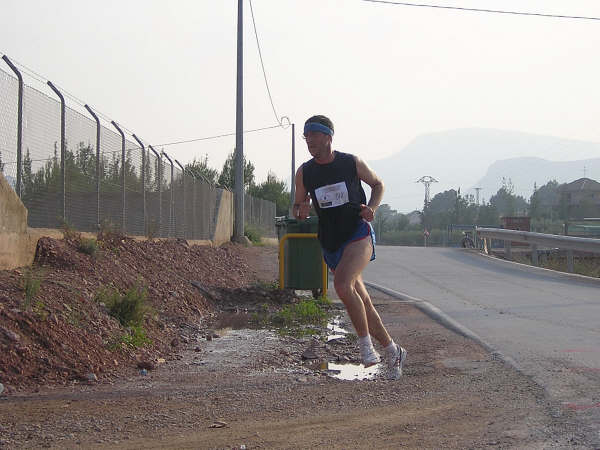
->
[293, 166, 311, 220]
[355, 156, 384, 222]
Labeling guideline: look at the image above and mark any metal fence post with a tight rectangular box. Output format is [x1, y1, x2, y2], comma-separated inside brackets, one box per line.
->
[162, 152, 174, 238]
[175, 159, 185, 239]
[84, 105, 101, 228]
[505, 240, 512, 260]
[531, 244, 539, 266]
[567, 250, 574, 273]
[2, 56, 23, 198]
[132, 134, 146, 236]
[149, 146, 161, 237]
[47, 81, 66, 224]
[110, 121, 126, 233]
[191, 176, 197, 240]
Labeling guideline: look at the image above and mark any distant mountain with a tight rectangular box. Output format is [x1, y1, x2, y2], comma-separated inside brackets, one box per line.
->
[471, 157, 600, 202]
[368, 128, 600, 213]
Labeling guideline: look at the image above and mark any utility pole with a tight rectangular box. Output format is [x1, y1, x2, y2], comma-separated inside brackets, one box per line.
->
[416, 176, 438, 208]
[417, 176, 438, 244]
[289, 123, 295, 216]
[233, 0, 244, 242]
[474, 187, 482, 205]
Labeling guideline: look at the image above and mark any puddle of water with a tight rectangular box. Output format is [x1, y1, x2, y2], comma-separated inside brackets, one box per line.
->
[207, 314, 378, 380]
[323, 361, 382, 381]
[213, 312, 252, 330]
[326, 316, 350, 342]
[323, 316, 382, 380]
[327, 316, 348, 334]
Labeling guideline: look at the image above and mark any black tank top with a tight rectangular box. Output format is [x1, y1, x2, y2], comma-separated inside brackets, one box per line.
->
[302, 151, 367, 252]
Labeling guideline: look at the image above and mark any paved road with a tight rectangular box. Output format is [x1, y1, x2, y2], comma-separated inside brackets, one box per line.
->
[364, 246, 600, 444]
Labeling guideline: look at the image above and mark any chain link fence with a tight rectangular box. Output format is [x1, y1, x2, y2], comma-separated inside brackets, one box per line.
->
[0, 69, 18, 186]
[245, 193, 276, 237]
[0, 64, 275, 239]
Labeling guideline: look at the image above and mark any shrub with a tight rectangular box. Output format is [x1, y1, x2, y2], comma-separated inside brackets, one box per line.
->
[244, 224, 263, 244]
[22, 267, 42, 308]
[315, 294, 332, 307]
[96, 283, 148, 327]
[146, 220, 159, 241]
[78, 237, 98, 257]
[97, 219, 123, 247]
[59, 218, 80, 241]
[255, 280, 279, 290]
[272, 299, 327, 326]
[380, 229, 464, 247]
[120, 325, 151, 348]
[108, 325, 151, 350]
[98, 218, 118, 235]
[33, 300, 48, 320]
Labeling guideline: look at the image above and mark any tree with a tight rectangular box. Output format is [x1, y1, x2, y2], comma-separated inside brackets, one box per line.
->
[218, 150, 255, 190]
[372, 204, 397, 235]
[530, 180, 561, 220]
[391, 213, 410, 231]
[475, 203, 499, 226]
[426, 189, 470, 228]
[185, 154, 218, 185]
[0, 150, 4, 173]
[572, 195, 599, 219]
[247, 171, 290, 216]
[489, 178, 528, 217]
[529, 182, 541, 219]
[22, 148, 33, 200]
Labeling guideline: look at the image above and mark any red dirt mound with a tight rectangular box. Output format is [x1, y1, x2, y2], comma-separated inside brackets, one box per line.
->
[0, 233, 261, 393]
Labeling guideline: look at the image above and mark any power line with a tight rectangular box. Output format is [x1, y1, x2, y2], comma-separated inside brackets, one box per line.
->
[153, 124, 283, 149]
[360, 0, 600, 21]
[0, 51, 285, 152]
[0, 124, 285, 165]
[248, 0, 285, 126]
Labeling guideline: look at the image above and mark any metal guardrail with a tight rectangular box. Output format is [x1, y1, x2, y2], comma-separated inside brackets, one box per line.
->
[476, 227, 600, 272]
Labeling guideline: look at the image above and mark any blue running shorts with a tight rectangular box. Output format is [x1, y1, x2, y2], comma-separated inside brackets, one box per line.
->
[322, 220, 376, 270]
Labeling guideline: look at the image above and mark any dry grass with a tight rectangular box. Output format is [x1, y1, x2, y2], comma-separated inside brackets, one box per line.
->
[512, 253, 600, 278]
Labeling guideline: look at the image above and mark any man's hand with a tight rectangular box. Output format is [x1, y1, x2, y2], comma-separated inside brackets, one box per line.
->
[294, 197, 311, 220]
[360, 204, 375, 222]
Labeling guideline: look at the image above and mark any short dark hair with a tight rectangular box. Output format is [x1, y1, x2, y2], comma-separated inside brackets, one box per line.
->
[305, 115, 334, 135]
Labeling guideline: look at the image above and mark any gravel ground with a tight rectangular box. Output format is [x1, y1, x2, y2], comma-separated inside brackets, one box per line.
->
[0, 238, 589, 448]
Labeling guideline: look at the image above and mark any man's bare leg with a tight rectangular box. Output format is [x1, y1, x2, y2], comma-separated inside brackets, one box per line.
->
[332, 237, 373, 338]
[355, 274, 392, 348]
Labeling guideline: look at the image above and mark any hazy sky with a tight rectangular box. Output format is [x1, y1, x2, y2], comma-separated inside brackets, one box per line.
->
[2, 0, 600, 210]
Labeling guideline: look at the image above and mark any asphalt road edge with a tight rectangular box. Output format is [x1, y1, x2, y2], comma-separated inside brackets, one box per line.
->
[363, 280, 520, 371]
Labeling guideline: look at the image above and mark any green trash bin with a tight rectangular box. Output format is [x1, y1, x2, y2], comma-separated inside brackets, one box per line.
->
[279, 216, 327, 296]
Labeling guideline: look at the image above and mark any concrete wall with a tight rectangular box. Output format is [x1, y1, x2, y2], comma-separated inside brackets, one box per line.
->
[0, 172, 37, 270]
[211, 189, 234, 246]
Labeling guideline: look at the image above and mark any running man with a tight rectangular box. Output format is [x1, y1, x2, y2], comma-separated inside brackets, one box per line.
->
[293, 114, 407, 379]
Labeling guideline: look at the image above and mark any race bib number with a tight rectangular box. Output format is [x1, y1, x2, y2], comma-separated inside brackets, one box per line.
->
[315, 182, 349, 209]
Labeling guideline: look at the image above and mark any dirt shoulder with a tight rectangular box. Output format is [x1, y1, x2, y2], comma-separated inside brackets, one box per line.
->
[0, 239, 583, 449]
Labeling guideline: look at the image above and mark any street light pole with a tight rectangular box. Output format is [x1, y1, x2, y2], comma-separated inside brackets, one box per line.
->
[234, 0, 244, 242]
[289, 123, 295, 216]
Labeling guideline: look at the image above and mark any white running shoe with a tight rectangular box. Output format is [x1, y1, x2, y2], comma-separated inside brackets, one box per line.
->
[360, 345, 381, 367]
[387, 344, 407, 380]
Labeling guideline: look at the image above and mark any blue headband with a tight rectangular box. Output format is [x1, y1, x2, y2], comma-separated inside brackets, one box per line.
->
[304, 122, 333, 136]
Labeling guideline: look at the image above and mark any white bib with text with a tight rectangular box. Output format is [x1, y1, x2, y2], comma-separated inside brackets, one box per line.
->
[314, 181, 349, 209]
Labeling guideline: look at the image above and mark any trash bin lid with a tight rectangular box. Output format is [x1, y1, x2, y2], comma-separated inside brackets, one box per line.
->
[283, 216, 318, 225]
